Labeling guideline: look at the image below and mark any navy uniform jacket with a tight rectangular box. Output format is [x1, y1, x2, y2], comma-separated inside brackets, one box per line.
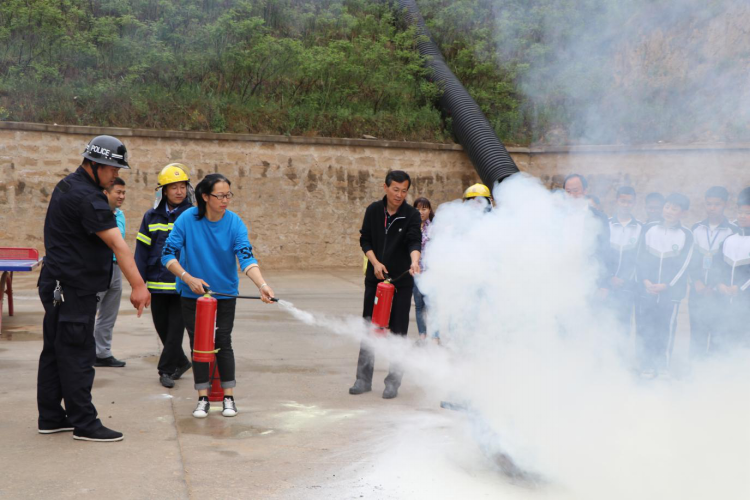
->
[636, 221, 694, 303]
[689, 218, 737, 288]
[134, 198, 193, 293]
[42, 166, 117, 294]
[360, 196, 422, 289]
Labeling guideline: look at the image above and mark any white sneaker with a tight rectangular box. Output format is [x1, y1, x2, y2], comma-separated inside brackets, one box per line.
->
[222, 397, 238, 417]
[193, 399, 210, 418]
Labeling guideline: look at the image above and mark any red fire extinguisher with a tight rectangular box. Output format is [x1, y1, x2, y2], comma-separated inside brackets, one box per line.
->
[371, 280, 396, 335]
[207, 361, 224, 402]
[193, 294, 219, 362]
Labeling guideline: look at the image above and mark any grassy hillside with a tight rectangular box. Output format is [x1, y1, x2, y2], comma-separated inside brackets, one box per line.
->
[1, 0, 746, 145]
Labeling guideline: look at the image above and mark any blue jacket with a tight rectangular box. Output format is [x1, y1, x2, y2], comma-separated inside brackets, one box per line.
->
[161, 207, 258, 299]
[134, 198, 193, 293]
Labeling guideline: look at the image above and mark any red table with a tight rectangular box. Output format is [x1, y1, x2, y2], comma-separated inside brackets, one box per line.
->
[0, 248, 43, 334]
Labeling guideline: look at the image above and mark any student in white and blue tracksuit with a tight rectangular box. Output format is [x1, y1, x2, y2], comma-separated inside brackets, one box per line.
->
[607, 186, 643, 330]
[687, 186, 736, 360]
[635, 193, 693, 376]
[162, 173, 276, 419]
[716, 187, 750, 351]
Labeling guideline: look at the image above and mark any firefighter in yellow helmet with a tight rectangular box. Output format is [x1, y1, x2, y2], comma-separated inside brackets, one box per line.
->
[463, 183, 493, 212]
[134, 163, 195, 389]
[153, 163, 195, 208]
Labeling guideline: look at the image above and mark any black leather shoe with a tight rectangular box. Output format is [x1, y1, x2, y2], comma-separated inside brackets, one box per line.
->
[172, 360, 192, 380]
[382, 385, 399, 399]
[349, 380, 372, 395]
[95, 356, 126, 367]
[38, 419, 74, 434]
[73, 426, 123, 442]
[160, 373, 176, 388]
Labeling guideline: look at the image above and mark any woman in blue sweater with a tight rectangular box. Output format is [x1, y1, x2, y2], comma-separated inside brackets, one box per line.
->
[162, 173, 275, 418]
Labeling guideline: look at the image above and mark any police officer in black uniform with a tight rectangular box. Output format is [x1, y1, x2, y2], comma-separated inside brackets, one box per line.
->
[37, 135, 150, 442]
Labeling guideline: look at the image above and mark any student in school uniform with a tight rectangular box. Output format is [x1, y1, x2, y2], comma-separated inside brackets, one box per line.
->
[688, 186, 737, 360]
[635, 193, 693, 378]
[608, 186, 643, 331]
[716, 187, 750, 352]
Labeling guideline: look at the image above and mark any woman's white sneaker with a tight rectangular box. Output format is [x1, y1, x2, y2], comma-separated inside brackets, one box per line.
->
[222, 397, 238, 417]
[193, 399, 210, 418]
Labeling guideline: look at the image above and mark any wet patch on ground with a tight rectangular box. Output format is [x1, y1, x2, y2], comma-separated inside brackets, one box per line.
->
[131, 355, 159, 365]
[247, 363, 328, 374]
[177, 417, 277, 439]
[0, 327, 42, 341]
[0, 359, 31, 370]
[274, 401, 365, 432]
[92, 378, 113, 388]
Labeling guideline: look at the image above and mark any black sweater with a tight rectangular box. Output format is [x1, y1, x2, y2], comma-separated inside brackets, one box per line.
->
[360, 196, 422, 289]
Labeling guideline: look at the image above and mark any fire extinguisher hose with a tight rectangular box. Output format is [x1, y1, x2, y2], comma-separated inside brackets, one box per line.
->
[204, 287, 279, 302]
[383, 269, 412, 284]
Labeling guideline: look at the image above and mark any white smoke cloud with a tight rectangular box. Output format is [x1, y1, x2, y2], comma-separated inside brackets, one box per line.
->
[488, 0, 750, 144]
[413, 174, 750, 499]
[282, 174, 750, 499]
[306, 2, 750, 495]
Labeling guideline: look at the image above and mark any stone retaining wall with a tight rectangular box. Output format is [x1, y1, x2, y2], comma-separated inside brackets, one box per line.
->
[1, 122, 748, 269]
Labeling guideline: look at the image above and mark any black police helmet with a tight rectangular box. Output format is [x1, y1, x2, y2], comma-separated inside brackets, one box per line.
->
[81, 135, 130, 169]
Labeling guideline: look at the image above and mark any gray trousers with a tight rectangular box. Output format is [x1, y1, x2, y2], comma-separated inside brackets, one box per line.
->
[94, 264, 122, 358]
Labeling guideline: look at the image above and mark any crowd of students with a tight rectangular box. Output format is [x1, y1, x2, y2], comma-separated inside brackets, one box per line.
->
[566, 174, 750, 378]
[413, 174, 749, 381]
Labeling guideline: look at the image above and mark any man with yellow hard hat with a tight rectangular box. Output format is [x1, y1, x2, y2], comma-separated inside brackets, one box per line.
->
[134, 164, 195, 388]
[463, 183, 493, 212]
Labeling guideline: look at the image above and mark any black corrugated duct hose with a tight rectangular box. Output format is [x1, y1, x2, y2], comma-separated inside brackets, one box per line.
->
[396, 0, 519, 187]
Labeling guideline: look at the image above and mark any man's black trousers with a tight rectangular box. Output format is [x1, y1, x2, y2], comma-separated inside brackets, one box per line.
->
[150, 293, 189, 376]
[37, 276, 102, 433]
[355, 284, 413, 387]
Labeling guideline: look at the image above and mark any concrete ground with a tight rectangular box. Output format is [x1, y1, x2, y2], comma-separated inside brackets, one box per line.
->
[0, 269, 480, 499]
[0, 268, 696, 499]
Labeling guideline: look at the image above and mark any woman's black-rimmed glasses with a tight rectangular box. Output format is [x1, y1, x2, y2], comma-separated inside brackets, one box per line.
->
[209, 192, 234, 200]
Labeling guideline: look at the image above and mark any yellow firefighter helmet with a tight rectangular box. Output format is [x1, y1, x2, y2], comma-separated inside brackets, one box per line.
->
[157, 163, 190, 187]
[463, 183, 492, 199]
